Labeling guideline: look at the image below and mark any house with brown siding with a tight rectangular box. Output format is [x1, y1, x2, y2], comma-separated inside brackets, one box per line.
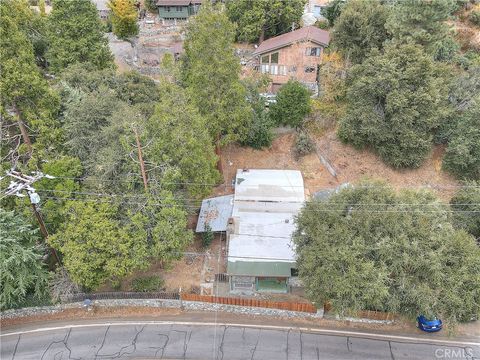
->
[252, 26, 330, 93]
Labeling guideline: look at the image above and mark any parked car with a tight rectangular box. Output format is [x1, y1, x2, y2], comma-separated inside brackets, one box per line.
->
[417, 315, 443, 332]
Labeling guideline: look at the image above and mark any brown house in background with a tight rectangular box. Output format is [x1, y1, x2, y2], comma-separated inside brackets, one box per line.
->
[252, 26, 330, 93]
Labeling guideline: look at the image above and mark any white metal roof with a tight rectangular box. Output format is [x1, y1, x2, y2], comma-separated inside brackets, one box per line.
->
[228, 169, 305, 268]
[234, 169, 305, 203]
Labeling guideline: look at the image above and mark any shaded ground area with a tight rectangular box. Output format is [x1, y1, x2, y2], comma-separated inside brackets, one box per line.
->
[217, 131, 459, 201]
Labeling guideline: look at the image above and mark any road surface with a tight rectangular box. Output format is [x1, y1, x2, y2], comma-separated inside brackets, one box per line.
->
[1, 320, 479, 359]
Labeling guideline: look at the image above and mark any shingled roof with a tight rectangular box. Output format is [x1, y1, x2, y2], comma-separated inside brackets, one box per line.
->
[253, 26, 330, 56]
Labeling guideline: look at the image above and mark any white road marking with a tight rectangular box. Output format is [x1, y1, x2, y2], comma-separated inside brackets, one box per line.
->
[1, 321, 479, 347]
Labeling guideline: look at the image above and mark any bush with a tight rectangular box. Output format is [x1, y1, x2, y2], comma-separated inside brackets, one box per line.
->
[469, 10, 480, 26]
[145, 0, 158, 13]
[131, 276, 164, 292]
[242, 112, 274, 149]
[269, 80, 311, 128]
[202, 224, 214, 248]
[316, 20, 329, 29]
[294, 132, 315, 158]
[450, 182, 480, 240]
[443, 102, 480, 180]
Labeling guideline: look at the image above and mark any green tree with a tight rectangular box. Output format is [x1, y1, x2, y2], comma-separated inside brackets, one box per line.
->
[332, 0, 391, 64]
[450, 182, 480, 240]
[108, 0, 139, 40]
[146, 83, 220, 198]
[241, 75, 274, 149]
[49, 201, 149, 290]
[269, 80, 311, 128]
[183, 3, 252, 144]
[225, 0, 306, 42]
[35, 156, 84, 233]
[338, 43, 449, 168]
[0, 209, 50, 310]
[47, 0, 114, 72]
[321, 0, 346, 27]
[293, 181, 480, 323]
[0, 0, 61, 162]
[443, 101, 480, 180]
[386, 0, 459, 62]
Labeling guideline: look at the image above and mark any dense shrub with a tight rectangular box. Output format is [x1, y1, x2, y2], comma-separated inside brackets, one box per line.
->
[338, 44, 448, 168]
[242, 112, 274, 149]
[450, 182, 480, 240]
[131, 276, 165, 292]
[469, 10, 480, 26]
[443, 102, 480, 180]
[269, 80, 311, 128]
[202, 224, 214, 248]
[315, 20, 329, 29]
[294, 132, 315, 158]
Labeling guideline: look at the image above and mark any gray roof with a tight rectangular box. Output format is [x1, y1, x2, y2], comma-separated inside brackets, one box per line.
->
[196, 194, 234, 233]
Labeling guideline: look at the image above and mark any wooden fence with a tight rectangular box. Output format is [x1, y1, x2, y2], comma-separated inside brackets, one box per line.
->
[181, 293, 317, 313]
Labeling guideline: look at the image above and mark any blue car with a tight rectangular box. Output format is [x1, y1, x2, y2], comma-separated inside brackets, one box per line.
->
[417, 315, 443, 332]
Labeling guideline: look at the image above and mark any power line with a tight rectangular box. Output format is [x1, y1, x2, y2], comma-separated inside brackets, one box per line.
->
[31, 175, 480, 189]
[39, 196, 480, 213]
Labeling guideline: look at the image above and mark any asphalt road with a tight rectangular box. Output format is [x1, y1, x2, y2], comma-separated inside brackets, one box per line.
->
[1, 321, 479, 360]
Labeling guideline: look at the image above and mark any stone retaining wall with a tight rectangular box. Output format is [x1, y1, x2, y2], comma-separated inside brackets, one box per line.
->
[1, 299, 324, 320]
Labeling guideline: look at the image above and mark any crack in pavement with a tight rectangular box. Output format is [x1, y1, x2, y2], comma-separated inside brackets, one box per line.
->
[171, 329, 189, 359]
[300, 330, 304, 360]
[250, 329, 261, 360]
[388, 341, 395, 360]
[95, 325, 145, 359]
[285, 328, 291, 360]
[347, 336, 352, 352]
[148, 333, 169, 359]
[94, 325, 110, 359]
[11, 334, 20, 360]
[41, 329, 71, 360]
[216, 325, 228, 360]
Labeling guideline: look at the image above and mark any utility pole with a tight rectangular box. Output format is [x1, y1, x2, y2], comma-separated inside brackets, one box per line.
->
[9, 105, 33, 155]
[3, 170, 61, 265]
[133, 126, 148, 191]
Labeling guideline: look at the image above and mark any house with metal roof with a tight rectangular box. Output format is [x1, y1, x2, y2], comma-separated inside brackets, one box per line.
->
[253, 26, 330, 93]
[226, 169, 305, 293]
[156, 0, 202, 21]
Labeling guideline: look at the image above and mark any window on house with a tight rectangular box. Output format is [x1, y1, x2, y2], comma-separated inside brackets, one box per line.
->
[305, 47, 322, 57]
[261, 55, 269, 64]
[270, 52, 279, 64]
[304, 66, 316, 73]
[279, 65, 287, 75]
[260, 64, 269, 74]
[165, 6, 170, 12]
[176, 6, 183, 11]
[291, 268, 299, 277]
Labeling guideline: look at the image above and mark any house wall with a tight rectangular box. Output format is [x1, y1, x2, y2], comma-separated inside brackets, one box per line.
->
[258, 40, 325, 92]
[158, 5, 189, 19]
